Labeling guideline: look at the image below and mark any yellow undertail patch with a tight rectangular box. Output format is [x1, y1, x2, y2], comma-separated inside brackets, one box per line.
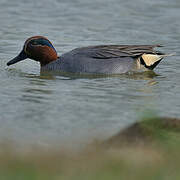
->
[142, 53, 175, 66]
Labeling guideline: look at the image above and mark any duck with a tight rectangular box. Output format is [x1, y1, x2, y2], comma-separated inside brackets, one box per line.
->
[7, 36, 172, 74]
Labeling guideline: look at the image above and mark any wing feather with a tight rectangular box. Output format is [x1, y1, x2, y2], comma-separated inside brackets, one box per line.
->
[77, 44, 163, 59]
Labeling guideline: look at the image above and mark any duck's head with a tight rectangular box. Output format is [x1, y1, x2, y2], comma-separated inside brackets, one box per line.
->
[7, 36, 58, 66]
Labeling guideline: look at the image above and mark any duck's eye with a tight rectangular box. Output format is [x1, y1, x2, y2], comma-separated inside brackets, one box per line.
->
[31, 40, 38, 45]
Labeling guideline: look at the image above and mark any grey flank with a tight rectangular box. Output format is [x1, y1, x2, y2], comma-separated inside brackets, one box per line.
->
[41, 44, 163, 74]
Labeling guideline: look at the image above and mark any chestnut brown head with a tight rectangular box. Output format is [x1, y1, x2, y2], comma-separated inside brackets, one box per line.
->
[7, 36, 58, 66]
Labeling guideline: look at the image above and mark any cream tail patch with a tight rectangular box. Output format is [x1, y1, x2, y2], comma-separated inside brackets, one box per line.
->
[142, 53, 175, 66]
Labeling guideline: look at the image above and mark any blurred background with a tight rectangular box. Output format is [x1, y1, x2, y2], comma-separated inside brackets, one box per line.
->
[0, 0, 180, 149]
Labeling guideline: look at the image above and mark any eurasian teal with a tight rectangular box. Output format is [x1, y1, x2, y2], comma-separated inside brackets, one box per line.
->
[7, 36, 172, 74]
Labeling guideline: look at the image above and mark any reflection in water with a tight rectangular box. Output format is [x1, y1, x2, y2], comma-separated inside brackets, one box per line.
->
[147, 80, 158, 86]
[40, 69, 158, 80]
[25, 73, 56, 81]
[124, 71, 158, 80]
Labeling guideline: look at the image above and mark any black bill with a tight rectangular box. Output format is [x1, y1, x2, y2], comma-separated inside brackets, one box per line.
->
[7, 50, 28, 66]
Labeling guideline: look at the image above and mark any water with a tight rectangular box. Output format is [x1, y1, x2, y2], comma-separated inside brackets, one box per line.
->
[0, 0, 180, 147]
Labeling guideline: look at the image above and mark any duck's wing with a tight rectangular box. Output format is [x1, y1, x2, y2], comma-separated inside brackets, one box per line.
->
[78, 44, 163, 59]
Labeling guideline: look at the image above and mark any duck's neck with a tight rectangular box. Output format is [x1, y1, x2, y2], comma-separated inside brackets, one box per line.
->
[40, 58, 57, 66]
[39, 53, 58, 66]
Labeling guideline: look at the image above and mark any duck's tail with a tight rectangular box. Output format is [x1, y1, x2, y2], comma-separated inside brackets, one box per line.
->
[142, 53, 175, 66]
[137, 53, 175, 70]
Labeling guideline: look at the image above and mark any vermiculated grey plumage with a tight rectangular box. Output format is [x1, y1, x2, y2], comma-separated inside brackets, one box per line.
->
[41, 44, 164, 74]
